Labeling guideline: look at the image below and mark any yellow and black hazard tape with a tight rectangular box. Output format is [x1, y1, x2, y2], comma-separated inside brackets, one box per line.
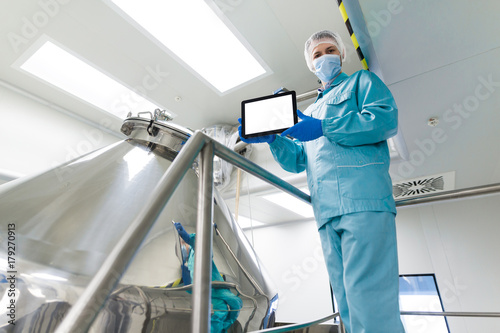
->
[337, 0, 369, 71]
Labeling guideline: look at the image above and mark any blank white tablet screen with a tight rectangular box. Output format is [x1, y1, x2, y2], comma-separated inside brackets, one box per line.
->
[244, 94, 295, 135]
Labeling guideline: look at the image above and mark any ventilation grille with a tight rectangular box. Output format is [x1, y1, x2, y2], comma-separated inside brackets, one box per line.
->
[392, 172, 455, 199]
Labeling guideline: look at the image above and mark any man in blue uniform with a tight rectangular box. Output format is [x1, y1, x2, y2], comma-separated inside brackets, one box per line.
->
[238, 30, 405, 332]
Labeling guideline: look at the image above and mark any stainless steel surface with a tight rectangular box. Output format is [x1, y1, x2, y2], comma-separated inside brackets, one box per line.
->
[54, 130, 207, 333]
[89, 282, 257, 333]
[395, 183, 500, 207]
[133, 108, 174, 122]
[192, 143, 215, 333]
[0, 122, 278, 333]
[339, 318, 346, 333]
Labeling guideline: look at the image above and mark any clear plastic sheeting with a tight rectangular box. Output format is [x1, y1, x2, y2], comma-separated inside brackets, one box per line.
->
[202, 125, 248, 192]
[0, 117, 277, 332]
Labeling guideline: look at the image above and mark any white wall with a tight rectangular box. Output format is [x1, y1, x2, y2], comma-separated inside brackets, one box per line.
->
[243, 194, 500, 331]
[245, 221, 333, 324]
[0, 83, 121, 183]
[397, 196, 500, 333]
[240, 150, 500, 332]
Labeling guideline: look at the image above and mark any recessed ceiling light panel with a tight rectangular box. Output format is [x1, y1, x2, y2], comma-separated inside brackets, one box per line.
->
[14, 37, 165, 119]
[107, 0, 269, 93]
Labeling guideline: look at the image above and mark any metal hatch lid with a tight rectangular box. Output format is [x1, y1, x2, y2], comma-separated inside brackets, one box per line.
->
[120, 109, 193, 155]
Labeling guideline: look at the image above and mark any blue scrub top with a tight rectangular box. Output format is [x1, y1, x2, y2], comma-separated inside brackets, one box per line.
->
[269, 70, 398, 229]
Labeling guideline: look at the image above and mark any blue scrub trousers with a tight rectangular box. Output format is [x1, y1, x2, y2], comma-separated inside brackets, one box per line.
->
[318, 211, 405, 333]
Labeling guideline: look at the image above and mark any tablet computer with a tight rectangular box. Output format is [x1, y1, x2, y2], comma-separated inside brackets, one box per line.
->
[241, 91, 297, 139]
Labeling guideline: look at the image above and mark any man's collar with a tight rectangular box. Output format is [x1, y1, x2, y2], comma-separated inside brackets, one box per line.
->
[316, 72, 348, 100]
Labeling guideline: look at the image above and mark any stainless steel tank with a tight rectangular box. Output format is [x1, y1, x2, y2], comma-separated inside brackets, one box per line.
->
[0, 112, 278, 332]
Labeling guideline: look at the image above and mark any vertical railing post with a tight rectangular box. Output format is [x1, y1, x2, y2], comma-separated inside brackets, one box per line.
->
[339, 317, 346, 333]
[191, 142, 215, 333]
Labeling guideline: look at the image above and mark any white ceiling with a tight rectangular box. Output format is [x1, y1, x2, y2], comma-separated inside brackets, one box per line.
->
[1, 0, 500, 196]
[0, 0, 359, 132]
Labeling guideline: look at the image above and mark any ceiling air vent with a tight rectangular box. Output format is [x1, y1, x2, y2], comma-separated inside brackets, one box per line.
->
[392, 171, 455, 199]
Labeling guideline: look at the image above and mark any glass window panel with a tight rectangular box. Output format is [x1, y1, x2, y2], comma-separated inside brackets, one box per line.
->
[399, 274, 449, 333]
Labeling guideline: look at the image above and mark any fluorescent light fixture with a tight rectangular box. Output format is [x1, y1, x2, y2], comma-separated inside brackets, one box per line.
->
[18, 40, 162, 119]
[261, 187, 314, 218]
[108, 0, 267, 93]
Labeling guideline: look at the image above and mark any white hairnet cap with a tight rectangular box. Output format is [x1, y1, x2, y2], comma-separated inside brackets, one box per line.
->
[304, 30, 346, 72]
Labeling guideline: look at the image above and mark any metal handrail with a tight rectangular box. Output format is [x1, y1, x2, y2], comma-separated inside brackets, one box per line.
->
[248, 309, 500, 333]
[55, 130, 311, 333]
[55, 131, 208, 333]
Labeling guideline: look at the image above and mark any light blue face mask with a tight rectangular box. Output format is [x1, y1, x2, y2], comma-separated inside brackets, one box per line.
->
[313, 54, 341, 83]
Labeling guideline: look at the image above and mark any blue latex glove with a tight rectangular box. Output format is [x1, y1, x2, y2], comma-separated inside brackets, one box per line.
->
[181, 264, 192, 285]
[281, 110, 323, 141]
[238, 118, 275, 144]
[173, 222, 191, 243]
